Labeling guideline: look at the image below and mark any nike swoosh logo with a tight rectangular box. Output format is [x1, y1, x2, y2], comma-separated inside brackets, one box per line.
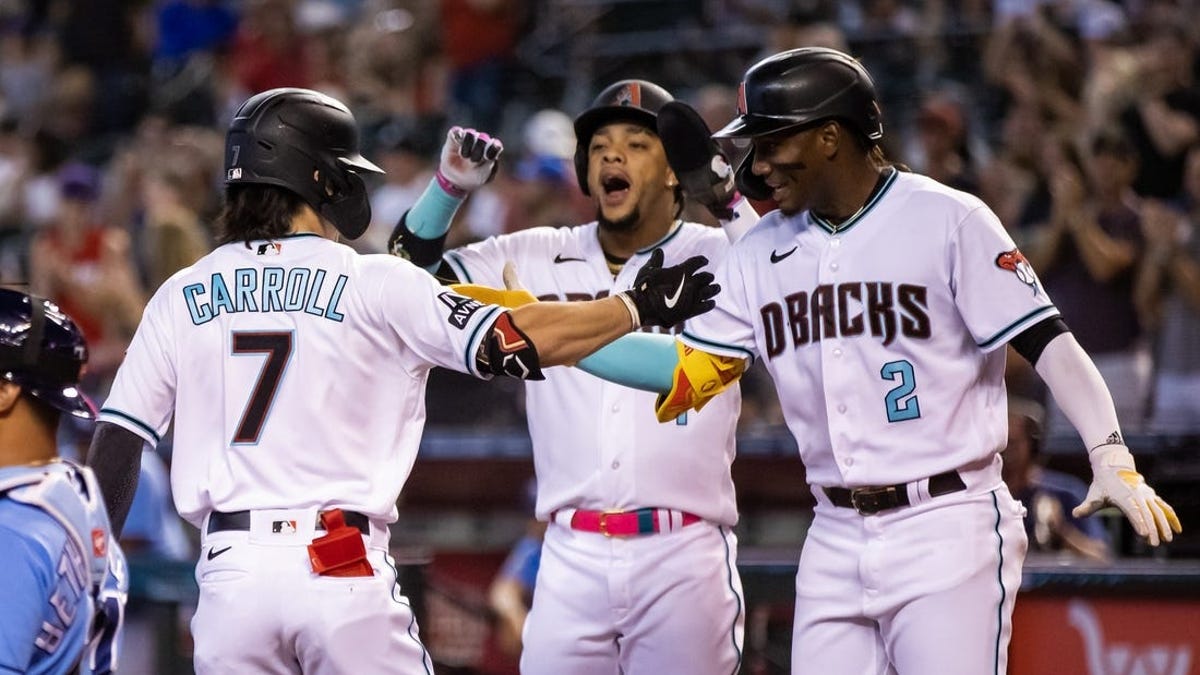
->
[664, 277, 686, 309]
[207, 546, 232, 561]
[770, 246, 798, 263]
[554, 253, 586, 264]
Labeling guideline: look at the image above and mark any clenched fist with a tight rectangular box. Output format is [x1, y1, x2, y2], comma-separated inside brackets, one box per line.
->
[436, 126, 504, 196]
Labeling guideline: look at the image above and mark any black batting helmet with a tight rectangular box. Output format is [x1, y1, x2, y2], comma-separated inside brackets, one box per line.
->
[716, 47, 882, 142]
[714, 48, 883, 200]
[225, 88, 384, 240]
[0, 288, 95, 420]
[573, 80, 674, 195]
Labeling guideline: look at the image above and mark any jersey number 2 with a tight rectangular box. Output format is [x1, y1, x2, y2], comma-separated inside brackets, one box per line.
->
[232, 331, 293, 444]
[880, 360, 921, 423]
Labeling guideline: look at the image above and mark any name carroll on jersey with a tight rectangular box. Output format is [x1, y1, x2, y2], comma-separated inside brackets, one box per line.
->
[761, 281, 930, 358]
[182, 266, 349, 325]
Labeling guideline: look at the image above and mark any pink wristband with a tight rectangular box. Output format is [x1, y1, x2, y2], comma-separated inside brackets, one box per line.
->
[435, 170, 467, 198]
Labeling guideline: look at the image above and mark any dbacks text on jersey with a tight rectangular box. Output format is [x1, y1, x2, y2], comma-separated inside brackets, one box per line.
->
[761, 281, 930, 359]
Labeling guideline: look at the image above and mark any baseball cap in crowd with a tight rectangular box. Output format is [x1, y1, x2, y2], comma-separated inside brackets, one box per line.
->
[58, 162, 100, 202]
[515, 154, 571, 184]
[523, 109, 575, 160]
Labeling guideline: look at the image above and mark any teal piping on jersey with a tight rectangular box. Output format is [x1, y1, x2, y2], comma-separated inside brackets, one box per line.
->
[720, 525, 745, 675]
[635, 219, 684, 254]
[98, 408, 161, 445]
[680, 330, 756, 364]
[991, 491, 1007, 675]
[576, 332, 678, 393]
[809, 167, 899, 235]
[977, 306, 1060, 351]
[385, 552, 434, 675]
[463, 305, 503, 375]
[408, 177, 465, 240]
[443, 251, 472, 284]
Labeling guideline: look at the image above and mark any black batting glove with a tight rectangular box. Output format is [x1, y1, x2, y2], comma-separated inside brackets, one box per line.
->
[657, 101, 738, 220]
[622, 248, 719, 328]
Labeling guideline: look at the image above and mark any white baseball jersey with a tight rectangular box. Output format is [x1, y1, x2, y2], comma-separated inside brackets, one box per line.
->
[683, 170, 1058, 487]
[444, 221, 740, 523]
[100, 233, 503, 527]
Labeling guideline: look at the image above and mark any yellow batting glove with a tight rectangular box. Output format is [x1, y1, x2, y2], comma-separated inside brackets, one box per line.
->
[449, 283, 537, 308]
[1072, 444, 1182, 546]
[449, 261, 538, 308]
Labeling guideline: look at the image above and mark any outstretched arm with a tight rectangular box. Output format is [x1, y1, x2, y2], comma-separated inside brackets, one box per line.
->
[509, 249, 717, 367]
[1032, 332, 1181, 545]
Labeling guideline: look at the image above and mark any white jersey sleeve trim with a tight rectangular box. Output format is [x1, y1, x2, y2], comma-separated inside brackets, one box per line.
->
[680, 330, 756, 363]
[976, 305, 1061, 352]
[97, 408, 161, 445]
[461, 305, 504, 376]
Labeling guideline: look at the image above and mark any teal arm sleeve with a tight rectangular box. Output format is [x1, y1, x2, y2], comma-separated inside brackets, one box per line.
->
[408, 177, 466, 239]
[576, 332, 678, 393]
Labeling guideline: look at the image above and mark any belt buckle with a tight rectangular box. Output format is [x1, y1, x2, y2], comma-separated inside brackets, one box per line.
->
[849, 486, 896, 515]
[598, 509, 623, 537]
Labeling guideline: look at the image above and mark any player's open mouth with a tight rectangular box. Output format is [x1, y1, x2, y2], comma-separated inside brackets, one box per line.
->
[601, 174, 631, 205]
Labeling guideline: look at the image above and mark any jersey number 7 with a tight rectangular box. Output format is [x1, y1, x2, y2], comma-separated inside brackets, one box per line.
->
[231, 331, 294, 444]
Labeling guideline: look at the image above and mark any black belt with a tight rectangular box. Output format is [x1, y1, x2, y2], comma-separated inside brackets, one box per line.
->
[823, 470, 966, 515]
[207, 510, 371, 535]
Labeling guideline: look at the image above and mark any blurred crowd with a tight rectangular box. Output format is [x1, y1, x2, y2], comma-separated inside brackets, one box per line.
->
[2, 0, 1200, 445]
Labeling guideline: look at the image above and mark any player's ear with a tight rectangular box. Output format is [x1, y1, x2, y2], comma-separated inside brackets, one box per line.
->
[818, 121, 840, 158]
[0, 381, 20, 415]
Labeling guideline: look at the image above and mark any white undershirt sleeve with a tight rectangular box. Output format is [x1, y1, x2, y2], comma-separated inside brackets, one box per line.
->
[1033, 332, 1124, 453]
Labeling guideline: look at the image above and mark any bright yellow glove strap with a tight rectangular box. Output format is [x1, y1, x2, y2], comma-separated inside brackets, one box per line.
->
[449, 283, 538, 308]
[654, 341, 746, 422]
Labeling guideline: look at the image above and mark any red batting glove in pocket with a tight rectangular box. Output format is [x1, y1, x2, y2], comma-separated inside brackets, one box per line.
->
[307, 509, 375, 577]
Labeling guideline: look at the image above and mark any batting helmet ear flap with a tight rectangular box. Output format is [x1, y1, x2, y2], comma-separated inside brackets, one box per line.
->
[734, 149, 773, 201]
[573, 142, 590, 196]
[318, 170, 372, 240]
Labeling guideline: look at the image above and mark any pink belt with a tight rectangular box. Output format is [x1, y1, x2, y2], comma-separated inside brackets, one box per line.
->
[552, 508, 702, 537]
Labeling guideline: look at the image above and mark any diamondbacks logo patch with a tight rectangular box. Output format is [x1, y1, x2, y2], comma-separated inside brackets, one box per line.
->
[996, 248, 1041, 295]
[438, 292, 485, 329]
[613, 82, 641, 108]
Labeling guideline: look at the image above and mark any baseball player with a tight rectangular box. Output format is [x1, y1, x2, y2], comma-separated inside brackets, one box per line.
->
[576, 48, 1183, 674]
[388, 81, 756, 674]
[83, 87, 718, 675]
[0, 288, 127, 675]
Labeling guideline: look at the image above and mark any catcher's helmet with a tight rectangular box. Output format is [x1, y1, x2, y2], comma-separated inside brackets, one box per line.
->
[225, 88, 384, 240]
[0, 288, 95, 420]
[716, 47, 882, 142]
[573, 80, 674, 195]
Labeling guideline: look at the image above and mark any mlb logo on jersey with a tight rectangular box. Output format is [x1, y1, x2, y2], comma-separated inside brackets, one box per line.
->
[272, 520, 297, 534]
[257, 242, 282, 256]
